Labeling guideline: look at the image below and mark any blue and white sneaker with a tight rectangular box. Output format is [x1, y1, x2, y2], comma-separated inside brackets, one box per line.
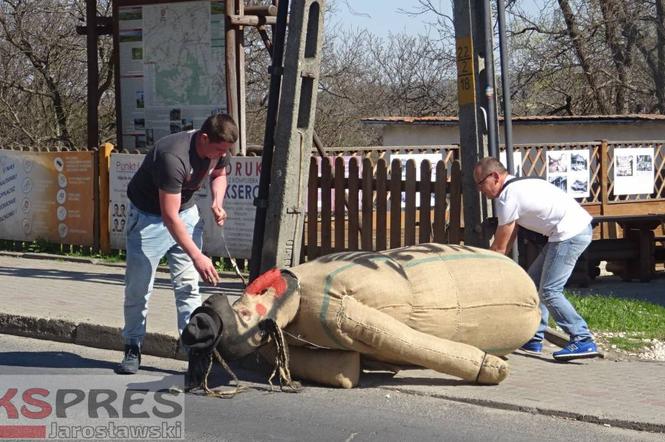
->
[553, 339, 600, 361]
[520, 339, 543, 354]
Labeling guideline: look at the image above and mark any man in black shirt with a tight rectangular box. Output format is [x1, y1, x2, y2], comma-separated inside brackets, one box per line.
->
[117, 114, 238, 374]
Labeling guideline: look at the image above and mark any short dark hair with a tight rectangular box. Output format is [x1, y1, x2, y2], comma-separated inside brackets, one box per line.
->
[200, 114, 239, 143]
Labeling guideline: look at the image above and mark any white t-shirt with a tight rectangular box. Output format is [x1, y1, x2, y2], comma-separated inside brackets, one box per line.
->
[496, 175, 592, 242]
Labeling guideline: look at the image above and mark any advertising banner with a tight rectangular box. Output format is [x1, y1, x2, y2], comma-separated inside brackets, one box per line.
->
[109, 153, 259, 258]
[109, 153, 145, 249]
[0, 151, 94, 245]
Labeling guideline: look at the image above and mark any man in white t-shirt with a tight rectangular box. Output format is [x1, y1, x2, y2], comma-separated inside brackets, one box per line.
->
[474, 157, 600, 361]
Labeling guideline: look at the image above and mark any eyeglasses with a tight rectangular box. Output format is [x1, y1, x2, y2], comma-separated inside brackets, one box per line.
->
[476, 172, 494, 188]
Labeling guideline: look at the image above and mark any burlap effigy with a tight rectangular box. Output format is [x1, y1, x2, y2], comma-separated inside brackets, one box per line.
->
[199, 243, 539, 388]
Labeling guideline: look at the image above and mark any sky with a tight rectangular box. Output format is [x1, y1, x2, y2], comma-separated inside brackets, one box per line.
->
[330, 0, 547, 38]
[330, 0, 448, 37]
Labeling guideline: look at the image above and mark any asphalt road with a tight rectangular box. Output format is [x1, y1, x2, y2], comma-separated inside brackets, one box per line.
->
[0, 334, 661, 442]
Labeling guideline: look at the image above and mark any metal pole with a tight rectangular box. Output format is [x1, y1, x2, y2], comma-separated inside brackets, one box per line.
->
[482, 0, 498, 159]
[249, 0, 289, 281]
[497, 0, 514, 174]
[497, 0, 518, 262]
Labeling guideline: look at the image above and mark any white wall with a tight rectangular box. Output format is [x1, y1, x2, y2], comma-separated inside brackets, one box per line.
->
[381, 122, 665, 146]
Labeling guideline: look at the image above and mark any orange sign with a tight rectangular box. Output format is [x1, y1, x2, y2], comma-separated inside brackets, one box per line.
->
[0, 151, 95, 245]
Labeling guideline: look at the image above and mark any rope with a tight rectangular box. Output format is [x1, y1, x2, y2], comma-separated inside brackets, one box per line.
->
[187, 350, 248, 399]
[260, 319, 302, 393]
[220, 228, 247, 287]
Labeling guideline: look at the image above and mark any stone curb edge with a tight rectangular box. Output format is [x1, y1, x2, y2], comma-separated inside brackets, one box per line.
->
[381, 387, 665, 434]
[0, 251, 243, 279]
[0, 312, 187, 361]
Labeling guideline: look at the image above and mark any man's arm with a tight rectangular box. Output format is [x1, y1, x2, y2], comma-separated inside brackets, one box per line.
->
[210, 166, 228, 226]
[159, 190, 219, 284]
[490, 221, 517, 255]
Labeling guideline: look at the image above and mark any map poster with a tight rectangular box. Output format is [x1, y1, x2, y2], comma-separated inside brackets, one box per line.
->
[545, 149, 590, 198]
[0, 151, 94, 245]
[613, 147, 655, 196]
[109, 153, 145, 249]
[390, 153, 443, 208]
[116, 1, 226, 150]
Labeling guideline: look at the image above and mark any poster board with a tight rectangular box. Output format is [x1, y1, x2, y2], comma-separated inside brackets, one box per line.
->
[108, 153, 259, 258]
[545, 149, 590, 198]
[115, 0, 226, 150]
[0, 151, 94, 245]
[613, 147, 655, 195]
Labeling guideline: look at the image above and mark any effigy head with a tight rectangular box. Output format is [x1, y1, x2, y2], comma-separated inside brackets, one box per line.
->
[182, 269, 301, 361]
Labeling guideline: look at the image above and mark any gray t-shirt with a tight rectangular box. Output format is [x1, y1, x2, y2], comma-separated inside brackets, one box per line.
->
[127, 130, 229, 215]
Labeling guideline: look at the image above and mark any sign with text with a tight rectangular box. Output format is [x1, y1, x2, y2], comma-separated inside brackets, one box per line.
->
[196, 156, 261, 259]
[109, 153, 259, 258]
[109, 153, 145, 249]
[0, 374, 184, 440]
[0, 151, 94, 245]
[116, 1, 226, 149]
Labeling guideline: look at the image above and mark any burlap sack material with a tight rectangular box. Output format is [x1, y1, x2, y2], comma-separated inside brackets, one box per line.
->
[203, 243, 540, 388]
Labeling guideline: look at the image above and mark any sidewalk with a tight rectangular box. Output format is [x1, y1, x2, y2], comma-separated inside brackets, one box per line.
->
[1, 253, 664, 433]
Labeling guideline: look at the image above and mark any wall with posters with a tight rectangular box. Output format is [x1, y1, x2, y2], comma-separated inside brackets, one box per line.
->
[108, 153, 260, 258]
[0, 151, 94, 245]
[116, 1, 226, 150]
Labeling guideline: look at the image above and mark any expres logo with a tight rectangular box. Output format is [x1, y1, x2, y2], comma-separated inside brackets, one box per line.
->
[0, 375, 184, 440]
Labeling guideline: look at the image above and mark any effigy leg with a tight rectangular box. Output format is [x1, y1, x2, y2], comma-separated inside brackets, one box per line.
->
[337, 296, 508, 384]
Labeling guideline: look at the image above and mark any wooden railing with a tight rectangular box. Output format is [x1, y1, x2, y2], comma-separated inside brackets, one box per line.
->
[303, 156, 462, 260]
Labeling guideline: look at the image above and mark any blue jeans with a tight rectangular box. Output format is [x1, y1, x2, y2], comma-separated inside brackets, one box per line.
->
[122, 203, 204, 347]
[528, 224, 593, 342]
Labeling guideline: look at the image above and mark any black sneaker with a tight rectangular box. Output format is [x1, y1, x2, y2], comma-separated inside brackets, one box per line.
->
[117, 345, 141, 374]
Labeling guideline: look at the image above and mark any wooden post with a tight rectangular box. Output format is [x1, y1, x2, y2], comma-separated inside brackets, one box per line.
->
[225, 0, 239, 154]
[598, 139, 616, 238]
[86, 0, 99, 150]
[236, 0, 247, 155]
[98, 143, 113, 254]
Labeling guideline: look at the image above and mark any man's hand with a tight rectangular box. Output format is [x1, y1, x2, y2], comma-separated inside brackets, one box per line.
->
[193, 253, 220, 285]
[211, 205, 227, 226]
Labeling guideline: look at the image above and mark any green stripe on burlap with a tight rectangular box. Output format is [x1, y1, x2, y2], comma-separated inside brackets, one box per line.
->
[319, 251, 511, 349]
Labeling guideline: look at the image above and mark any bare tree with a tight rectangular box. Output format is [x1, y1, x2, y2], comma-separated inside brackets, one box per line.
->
[0, 0, 113, 150]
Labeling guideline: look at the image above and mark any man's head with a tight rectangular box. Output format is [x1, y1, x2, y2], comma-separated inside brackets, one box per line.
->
[473, 157, 508, 199]
[196, 114, 238, 160]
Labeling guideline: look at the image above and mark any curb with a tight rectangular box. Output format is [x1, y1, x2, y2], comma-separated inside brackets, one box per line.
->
[0, 251, 244, 279]
[0, 313, 186, 361]
[381, 386, 665, 434]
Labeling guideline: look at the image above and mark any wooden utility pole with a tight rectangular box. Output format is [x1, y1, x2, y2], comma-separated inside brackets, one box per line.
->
[453, 0, 493, 247]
